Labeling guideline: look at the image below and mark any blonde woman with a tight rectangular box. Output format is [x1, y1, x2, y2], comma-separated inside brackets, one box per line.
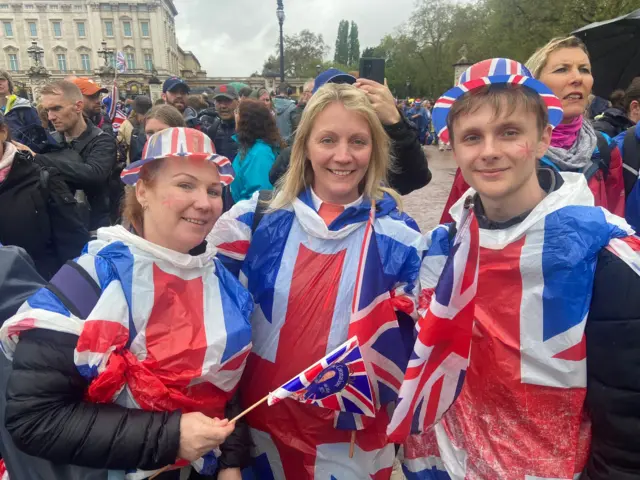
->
[209, 83, 423, 479]
[440, 36, 625, 223]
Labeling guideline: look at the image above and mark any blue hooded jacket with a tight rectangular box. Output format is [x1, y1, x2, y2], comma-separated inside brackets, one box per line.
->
[230, 137, 277, 202]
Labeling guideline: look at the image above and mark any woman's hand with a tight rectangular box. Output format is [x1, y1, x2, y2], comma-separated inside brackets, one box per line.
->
[11, 140, 35, 157]
[354, 78, 402, 126]
[217, 468, 243, 480]
[177, 412, 235, 462]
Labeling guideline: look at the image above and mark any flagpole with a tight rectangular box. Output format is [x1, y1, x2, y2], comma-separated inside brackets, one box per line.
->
[349, 431, 356, 458]
[231, 393, 270, 422]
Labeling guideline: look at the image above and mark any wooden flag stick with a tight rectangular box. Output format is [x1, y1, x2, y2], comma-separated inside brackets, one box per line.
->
[231, 393, 270, 423]
[149, 466, 170, 479]
[349, 430, 356, 459]
[149, 395, 271, 480]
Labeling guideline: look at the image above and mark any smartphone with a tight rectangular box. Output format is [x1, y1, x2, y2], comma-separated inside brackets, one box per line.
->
[359, 58, 385, 85]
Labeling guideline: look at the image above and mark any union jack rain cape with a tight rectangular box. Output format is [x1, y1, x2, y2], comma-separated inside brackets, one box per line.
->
[209, 189, 424, 479]
[401, 173, 640, 480]
[0, 226, 253, 479]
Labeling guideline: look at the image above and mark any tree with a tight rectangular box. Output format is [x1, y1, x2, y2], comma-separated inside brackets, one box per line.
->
[263, 29, 329, 78]
[334, 20, 350, 65]
[348, 21, 361, 67]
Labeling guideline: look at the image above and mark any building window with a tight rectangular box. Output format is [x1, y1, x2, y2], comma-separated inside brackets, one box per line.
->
[144, 53, 153, 71]
[126, 52, 135, 70]
[52, 21, 61, 37]
[77, 22, 85, 37]
[122, 21, 131, 37]
[81, 53, 90, 71]
[140, 21, 149, 37]
[57, 53, 67, 71]
[8, 54, 18, 71]
[104, 20, 113, 37]
[101, 5, 111, 11]
[138, 5, 148, 12]
[28, 22, 37, 37]
[0, 5, 9, 9]
[3, 21, 12, 37]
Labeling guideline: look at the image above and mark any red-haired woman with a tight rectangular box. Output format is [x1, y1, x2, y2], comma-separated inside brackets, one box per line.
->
[230, 99, 285, 202]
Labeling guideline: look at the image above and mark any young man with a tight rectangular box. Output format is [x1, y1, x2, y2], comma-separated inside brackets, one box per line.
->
[409, 59, 640, 480]
[36, 81, 116, 231]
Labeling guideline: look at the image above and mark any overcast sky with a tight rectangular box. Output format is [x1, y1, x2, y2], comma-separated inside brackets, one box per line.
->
[174, 0, 416, 77]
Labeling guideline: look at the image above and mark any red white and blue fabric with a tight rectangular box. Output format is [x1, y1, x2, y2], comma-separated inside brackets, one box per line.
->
[400, 172, 640, 480]
[112, 106, 127, 133]
[0, 226, 253, 479]
[432, 58, 564, 144]
[387, 202, 479, 443]
[268, 337, 376, 418]
[116, 51, 127, 73]
[121, 127, 234, 186]
[209, 188, 423, 479]
[107, 80, 118, 121]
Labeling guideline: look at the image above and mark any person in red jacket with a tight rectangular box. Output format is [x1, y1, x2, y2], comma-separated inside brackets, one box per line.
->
[440, 36, 624, 223]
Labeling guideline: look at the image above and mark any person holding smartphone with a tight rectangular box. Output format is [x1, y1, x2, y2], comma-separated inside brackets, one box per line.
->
[270, 68, 432, 195]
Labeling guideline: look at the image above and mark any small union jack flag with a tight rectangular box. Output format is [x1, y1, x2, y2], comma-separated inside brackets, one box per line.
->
[268, 337, 376, 418]
[387, 200, 480, 442]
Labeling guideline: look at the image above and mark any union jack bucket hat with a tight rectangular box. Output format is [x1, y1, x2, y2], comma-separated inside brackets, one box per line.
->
[432, 58, 564, 144]
[120, 127, 234, 186]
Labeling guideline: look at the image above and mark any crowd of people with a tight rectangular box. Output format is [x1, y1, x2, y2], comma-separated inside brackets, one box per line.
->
[0, 31, 638, 480]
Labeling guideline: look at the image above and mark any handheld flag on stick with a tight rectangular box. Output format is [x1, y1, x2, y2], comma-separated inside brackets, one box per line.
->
[268, 336, 376, 417]
[230, 337, 376, 425]
[387, 199, 480, 443]
[116, 51, 127, 73]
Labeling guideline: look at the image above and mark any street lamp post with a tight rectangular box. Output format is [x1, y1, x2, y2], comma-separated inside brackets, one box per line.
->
[406, 79, 411, 98]
[316, 64, 322, 75]
[276, 0, 285, 83]
[97, 41, 113, 67]
[27, 41, 44, 66]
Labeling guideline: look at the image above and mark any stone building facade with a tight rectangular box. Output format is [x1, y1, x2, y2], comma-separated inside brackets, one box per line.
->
[0, 0, 309, 101]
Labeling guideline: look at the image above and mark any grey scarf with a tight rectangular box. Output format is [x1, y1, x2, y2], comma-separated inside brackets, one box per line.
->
[545, 120, 598, 171]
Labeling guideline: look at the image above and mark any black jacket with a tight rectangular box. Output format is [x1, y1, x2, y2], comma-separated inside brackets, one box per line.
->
[212, 118, 238, 161]
[5, 326, 252, 474]
[269, 112, 431, 195]
[35, 120, 117, 230]
[0, 151, 88, 279]
[593, 108, 635, 138]
[584, 249, 640, 480]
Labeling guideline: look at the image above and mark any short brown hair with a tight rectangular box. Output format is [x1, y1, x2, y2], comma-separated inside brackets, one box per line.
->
[446, 85, 549, 143]
[144, 104, 186, 128]
[624, 77, 640, 114]
[186, 94, 208, 111]
[40, 80, 82, 102]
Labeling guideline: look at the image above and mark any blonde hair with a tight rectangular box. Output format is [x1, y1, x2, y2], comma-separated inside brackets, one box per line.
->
[525, 36, 590, 79]
[270, 83, 400, 210]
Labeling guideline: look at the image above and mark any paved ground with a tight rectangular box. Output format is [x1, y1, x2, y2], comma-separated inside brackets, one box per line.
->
[390, 147, 457, 480]
[403, 146, 457, 232]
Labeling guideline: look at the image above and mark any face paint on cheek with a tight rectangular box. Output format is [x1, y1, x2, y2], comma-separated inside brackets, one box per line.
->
[516, 142, 534, 159]
[160, 194, 181, 210]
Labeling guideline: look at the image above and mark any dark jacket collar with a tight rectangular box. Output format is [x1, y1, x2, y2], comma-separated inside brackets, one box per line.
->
[474, 167, 563, 230]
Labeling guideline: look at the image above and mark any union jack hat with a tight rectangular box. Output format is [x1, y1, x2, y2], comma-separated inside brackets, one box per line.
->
[432, 58, 564, 144]
[120, 127, 235, 186]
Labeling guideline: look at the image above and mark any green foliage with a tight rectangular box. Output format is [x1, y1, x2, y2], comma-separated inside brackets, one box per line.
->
[348, 22, 361, 67]
[376, 0, 640, 98]
[264, 29, 329, 79]
[334, 20, 350, 65]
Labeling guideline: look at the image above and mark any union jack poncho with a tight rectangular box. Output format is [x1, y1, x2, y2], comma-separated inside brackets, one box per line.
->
[403, 172, 640, 480]
[209, 189, 424, 479]
[0, 226, 253, 479]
